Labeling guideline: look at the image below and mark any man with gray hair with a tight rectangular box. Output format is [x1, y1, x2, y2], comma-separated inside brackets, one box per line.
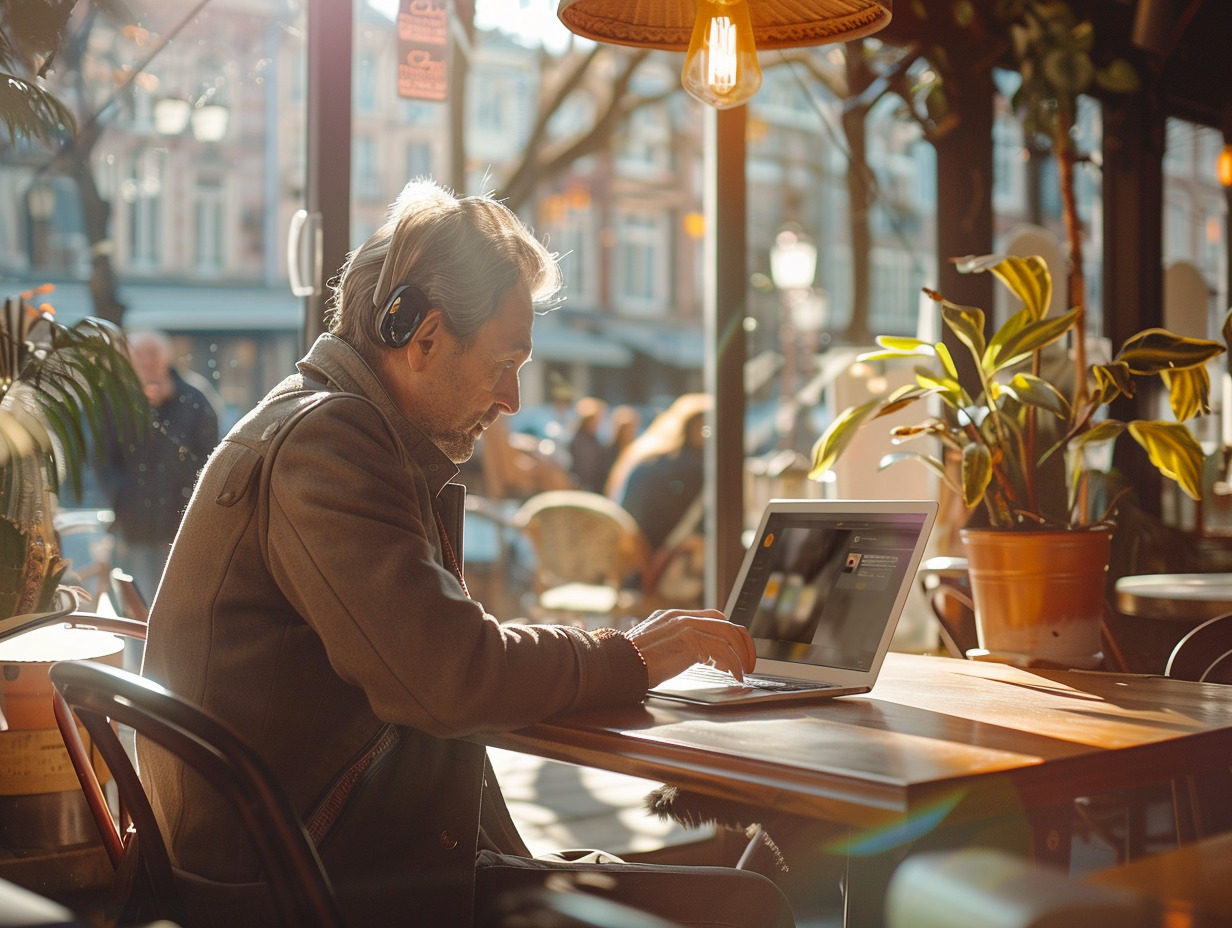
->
[101, 328, 219, 613]
[141, 180, 794, 928]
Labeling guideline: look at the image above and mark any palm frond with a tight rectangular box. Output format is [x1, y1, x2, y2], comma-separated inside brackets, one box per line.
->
[0, 294, 148, 502]
[0, 0, 79, 144]
[0, 71, 76, 144]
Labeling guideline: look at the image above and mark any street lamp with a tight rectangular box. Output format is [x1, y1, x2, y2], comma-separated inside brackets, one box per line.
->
[154, 97, 229, 142]
[770, 228, 817, 292]
[190, 104, 230, 143]
[153, 97, 192, 135]
[770, 228, 819, 449]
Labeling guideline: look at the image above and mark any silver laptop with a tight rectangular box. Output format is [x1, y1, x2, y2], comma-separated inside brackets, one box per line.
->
[648, 498, 938, 706]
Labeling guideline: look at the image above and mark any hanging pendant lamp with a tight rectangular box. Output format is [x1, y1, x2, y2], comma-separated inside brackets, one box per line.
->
[558, 0, 891, 50]
[557, 0, 891, 108]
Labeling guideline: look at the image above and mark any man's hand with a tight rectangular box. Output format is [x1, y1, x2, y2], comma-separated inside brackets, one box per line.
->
[624, 609, 756, 687]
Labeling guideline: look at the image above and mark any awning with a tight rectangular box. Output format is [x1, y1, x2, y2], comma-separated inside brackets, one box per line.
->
[598, 319, 704, 369]
[22, 282, 636, 368]
[531, 321, 633, 367]
[14, 281, 303, 332]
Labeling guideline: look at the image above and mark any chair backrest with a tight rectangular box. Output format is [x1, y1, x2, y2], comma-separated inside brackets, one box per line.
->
[109, 568, 150, 623]
[1165, 611, 1232, 683]
[40, 614, 150, 876]
[916, 556, 979, 659]
[514, 490, 651, 591]
[49, 660, 343, 928]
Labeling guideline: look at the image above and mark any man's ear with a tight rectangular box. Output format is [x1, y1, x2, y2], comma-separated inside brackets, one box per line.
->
[404, 308, 447, 371]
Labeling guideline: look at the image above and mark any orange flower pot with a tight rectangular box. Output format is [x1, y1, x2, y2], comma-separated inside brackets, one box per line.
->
[960, 526, 1113, 669]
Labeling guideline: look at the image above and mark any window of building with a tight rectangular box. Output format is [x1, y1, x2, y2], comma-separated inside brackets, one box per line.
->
[618, 105, 670, 175]
[614, 211, 667, 312]
[555, 204, 594, 305]
[993, 111, 1024, 212]
[406, 143, 432, 180]
[194, 176, 225, 274]
[124, 148, 165, 269]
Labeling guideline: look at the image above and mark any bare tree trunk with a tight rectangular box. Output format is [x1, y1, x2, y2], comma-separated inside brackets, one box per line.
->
[62, 125, 124, 325]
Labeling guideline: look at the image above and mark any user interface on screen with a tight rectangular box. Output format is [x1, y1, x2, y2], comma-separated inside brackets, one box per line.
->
[728, 510, 928, 672]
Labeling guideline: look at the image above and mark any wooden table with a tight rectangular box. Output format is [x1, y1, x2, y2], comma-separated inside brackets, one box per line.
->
[477, 652, 1232, 927]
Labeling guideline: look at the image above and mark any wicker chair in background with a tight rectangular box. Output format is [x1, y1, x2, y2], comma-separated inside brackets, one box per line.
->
[513, 490, 652, 628]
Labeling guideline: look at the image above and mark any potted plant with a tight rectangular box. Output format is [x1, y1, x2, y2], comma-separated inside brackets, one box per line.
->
[809, 254, 1227, 666]
[0, 285, 145, 620]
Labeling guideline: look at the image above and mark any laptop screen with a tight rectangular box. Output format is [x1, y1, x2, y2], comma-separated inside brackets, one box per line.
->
[727, 508, 930, 673]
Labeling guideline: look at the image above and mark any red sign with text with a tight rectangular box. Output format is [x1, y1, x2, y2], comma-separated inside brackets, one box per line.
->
[398, 0, 448, 102]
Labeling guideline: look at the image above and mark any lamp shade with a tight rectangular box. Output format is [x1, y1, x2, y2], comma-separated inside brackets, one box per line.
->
[557, 0, 891, 51]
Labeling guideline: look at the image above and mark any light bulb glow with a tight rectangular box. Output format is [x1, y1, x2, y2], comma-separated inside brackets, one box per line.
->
[708, 17, 737, 94]
[1218, 144, 1232, 188]
[682, 0, 762, 110]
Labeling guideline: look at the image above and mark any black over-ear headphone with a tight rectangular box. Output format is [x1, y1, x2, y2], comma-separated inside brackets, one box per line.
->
[375, 284, 430, 349]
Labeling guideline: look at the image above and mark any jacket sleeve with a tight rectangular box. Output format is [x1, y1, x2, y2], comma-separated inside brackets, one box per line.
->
[263, 397, 647, 739]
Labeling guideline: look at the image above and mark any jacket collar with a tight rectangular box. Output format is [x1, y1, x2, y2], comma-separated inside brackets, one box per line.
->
[297, 334, 459, 497]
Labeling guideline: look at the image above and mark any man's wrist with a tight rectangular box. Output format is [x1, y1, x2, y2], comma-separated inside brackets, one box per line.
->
[593, 627, 649, 689]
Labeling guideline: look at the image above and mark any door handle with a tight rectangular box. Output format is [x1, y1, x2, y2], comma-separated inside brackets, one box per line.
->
[287, 208, 322, 297]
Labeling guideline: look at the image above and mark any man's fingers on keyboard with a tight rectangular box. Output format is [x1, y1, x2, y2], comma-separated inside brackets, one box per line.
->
[701, 631, 752, 681]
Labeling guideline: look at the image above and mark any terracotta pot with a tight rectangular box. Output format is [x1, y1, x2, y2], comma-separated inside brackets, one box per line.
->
[959, 525, 1113, 669]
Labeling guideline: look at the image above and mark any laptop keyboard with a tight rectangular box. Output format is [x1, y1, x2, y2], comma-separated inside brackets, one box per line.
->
[678, 664, 836, 692]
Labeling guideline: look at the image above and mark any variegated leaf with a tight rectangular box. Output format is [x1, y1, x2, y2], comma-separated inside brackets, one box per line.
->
[1160, 366, 1210, 421]
[986, 308, 1080, 373]
[876, 335, 934, 353]
[1006, 372, 1070, 418]
[1127, 420, 1206, 500]
[961, 441, 993, 509]
[986, 255, 1052, 322]
[939, 302, 987, 362]
[809, 400, 879, 480]
[1115, 328, 1225, 375]
[1092, 362, 1134, 403]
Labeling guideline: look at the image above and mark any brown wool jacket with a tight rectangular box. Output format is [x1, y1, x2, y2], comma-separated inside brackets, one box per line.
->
[140, 334, 649, 927]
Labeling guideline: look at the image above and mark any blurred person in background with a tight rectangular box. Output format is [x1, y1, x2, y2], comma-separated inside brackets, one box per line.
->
[100, 329, 219, 634]
[568, 396, 609, 493]
[605, 404, 641, 476]
[610, 394, 709, 552]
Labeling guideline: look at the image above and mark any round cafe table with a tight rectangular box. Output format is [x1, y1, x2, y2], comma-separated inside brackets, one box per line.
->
[1115, 573, 1232, 621]
[1110, 573, 1232, 673]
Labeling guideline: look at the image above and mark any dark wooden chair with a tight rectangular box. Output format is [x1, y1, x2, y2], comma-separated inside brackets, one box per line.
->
[50, 659, 344, 928]
[51, 659, 684, 928]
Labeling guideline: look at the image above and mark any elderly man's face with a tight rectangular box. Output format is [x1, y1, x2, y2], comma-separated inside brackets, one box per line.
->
[413, 282, 534, 463]
[131, 340, 174, 407]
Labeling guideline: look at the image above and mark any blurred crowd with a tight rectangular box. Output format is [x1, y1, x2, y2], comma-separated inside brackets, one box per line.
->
[460, 387, 711, 607]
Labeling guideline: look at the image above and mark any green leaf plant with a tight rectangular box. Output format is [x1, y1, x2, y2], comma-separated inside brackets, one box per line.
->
[0, 285, 146, 616]
[809, 254, 1228, 531]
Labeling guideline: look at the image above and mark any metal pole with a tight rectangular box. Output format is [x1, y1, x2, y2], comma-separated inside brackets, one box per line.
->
[704, 105, 747, 609]
[304, 0, 353, 348]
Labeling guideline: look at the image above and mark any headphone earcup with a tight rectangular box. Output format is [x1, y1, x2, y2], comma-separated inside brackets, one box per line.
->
[376, 284, 429, 349]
